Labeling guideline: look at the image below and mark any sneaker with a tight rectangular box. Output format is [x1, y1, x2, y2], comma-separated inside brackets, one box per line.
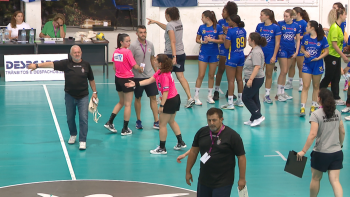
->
[274, 66, 277, 72]
[104, 122, 117, 133]
[341, 107, 350, 113]
[136, 120, 143, 129]
[233, 100, 244, 107]
[309, 106, 317, 115]
[221, 103, 235, 110]
[121, 128, 132, 136]
[285, 82, 293, 90]
[244, 121, 252, 125]
[150, 146, 167, 154]
[344, 80, 348, 91]
[153, 121, 159, 129]
[68, 135, 77, 144]
[335, 99, 346, 106]
[275, 94, 287, 102]
[174, 141, 187, 150]
[185, 98, 195, 108]
[207, 96, 215, 104]
[213, 91, 219, 101]
[263, 95, 273, 104]
[282, 92, 293, 100]
[345, 116, 350, 121]
[299, 84, 303, 92]
[194, 96, 202, 105]
[250, 116, 265, 127]
[79, 142, 86, 150]
[300, 107, 306, 117]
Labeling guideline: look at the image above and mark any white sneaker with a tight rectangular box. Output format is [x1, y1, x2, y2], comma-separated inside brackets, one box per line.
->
[335, 99, 346, 106]
[285, 82, 293, 89]
[251, 116, 265, 127]
[341, 107, 350, 113]
[244, 121, 252, 125]
[68, 136, 77, 144]
[345, 116, 350, 121]
[233, 100, 244, 107]
[221, 103, 235, 110]
[185, 98, 195, 108]
[194, 96, 202, 105]
[150, 146, 167, 154]
[207, 96, 215, 104]
[79, 142, 86, 150]
[276, 94, 287, 102]
[299, 84, 303, 92]
[282, 92, 293, 100]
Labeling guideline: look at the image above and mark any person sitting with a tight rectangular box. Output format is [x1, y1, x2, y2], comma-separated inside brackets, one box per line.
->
[39, 13, 66, 38]
[7, 11, 31, 40]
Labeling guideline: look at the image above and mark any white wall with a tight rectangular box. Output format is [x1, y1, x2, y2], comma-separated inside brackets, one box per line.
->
[144, 0, 350, 56]
[24, 1, 41, 38]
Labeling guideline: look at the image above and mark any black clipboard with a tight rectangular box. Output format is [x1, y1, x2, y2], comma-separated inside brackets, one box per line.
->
[284, 150, 307, 178]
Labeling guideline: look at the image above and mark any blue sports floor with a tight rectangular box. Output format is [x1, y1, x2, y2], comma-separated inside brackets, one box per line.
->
[0, 60, 348, 196]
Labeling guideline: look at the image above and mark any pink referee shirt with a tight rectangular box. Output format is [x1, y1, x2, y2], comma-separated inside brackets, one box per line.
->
[112, 48, 136, 78]
[153, 70, 178, 99]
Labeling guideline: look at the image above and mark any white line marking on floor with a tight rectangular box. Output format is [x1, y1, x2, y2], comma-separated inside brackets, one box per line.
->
[43, 85, 76, 180]
[276, 151, 287, 161]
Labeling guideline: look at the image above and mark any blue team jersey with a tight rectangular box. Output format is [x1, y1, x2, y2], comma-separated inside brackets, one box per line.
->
[278, 21, 301, 51]
[226, 27, 246, 57]
[341, 21, 346, 34]
[301, 35, 329, 63]
[218, 19, 230, 51]
[293, 19, 307, 36]
[197, 24, 223, 55]
[255, 23, 282, 51]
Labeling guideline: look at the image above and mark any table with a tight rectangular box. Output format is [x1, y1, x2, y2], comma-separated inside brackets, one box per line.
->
[36, 39, 110, 78]
[0, 42, 36, 68]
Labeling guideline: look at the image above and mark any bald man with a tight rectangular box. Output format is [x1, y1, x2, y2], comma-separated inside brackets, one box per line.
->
[28, 45, 97, 150]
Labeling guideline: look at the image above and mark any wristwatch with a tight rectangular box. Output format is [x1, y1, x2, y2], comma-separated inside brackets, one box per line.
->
[60, 25, 63, 27]
[35, 64, 39, 68]
[160, 104, 164, 107]
[93, 92, 98, 94]
[172, 55, 176, 58]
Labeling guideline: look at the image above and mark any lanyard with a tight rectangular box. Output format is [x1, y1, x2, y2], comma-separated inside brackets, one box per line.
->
[53, 23, 58, 38]
[140, 40, 147, 62]
[208, 125, 225, 155]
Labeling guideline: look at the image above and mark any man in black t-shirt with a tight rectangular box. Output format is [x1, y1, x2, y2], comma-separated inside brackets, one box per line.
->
[186, 108, 246, 197]
[28, 45, 98, 150]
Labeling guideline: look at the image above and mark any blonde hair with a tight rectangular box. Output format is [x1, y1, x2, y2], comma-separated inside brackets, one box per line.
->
[328, 8, 346, 26]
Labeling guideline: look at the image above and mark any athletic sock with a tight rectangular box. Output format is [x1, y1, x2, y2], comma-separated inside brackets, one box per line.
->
[208, 88, 213, 96]
[108, 113, 116, 124]
[312, 101, 317, 107]
[228, 96, 234, 105]
[215, 86, 220, 92]
[195, 87, 200, 97]
[299, 78, 303, 85]
[160, 141, 166, 149]
[281, 86, 285, 94]
[123, 120, 129, 130]
[277, 85, 282, 95]
[176, 134, 183, 144]
[301, 103, 305, 108]
[288, 77, 293, 83]
[265, 88, 271, 96]
[238, 93, 242, 101]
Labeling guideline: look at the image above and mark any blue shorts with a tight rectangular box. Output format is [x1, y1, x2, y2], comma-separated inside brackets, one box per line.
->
[302, 61, 324, 75]
[311, 150, 343, 172]
[278, 49, 295, 59]
[226, 54, 245, 67]
[199, 53, 219, 63]
[219, 48, 229, 57]
[262, 49, 277, 64]
[197, 183, 233, 197]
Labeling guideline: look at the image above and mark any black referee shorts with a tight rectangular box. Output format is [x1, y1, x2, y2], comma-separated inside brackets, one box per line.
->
[311, 150, 343, 172]
[115, 76, 134, 93]
[163, 94, 181, 114]
[133, 78, 158, 99]
[167, 53, 186, 73]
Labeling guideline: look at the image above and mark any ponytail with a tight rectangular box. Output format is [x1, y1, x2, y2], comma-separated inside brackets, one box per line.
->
[294, 7, 310, 22]
[157, 54, 173, 73]
[117, 33, 129, 48]
[318, 88, 336, 119]
[203, 10, 218, 30]
[250, 32, 267, 47]
[309, 20, 325, 41]
[270, 10, 278, 24]
[229, 14, 245, 28]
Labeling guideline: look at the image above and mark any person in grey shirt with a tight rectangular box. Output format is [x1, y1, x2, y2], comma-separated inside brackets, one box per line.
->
[242, 32, 266, 127]
[129, 25, 159, 130]
[147, 7, 195, 108]
[297, 88, 345, 197]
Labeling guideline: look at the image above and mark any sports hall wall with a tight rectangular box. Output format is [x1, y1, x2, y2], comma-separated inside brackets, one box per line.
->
[144, 0, 349, 56]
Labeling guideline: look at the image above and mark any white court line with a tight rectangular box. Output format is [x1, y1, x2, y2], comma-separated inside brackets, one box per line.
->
[276, 151, 287, 161]
[43, 85, 76, 180]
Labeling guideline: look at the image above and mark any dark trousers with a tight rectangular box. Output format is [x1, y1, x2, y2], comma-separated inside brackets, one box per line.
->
[65, 93, 89, 142]
[320, 55, 341, 100]
[197, 183, 233, 197]
[242, 77, 264, 121]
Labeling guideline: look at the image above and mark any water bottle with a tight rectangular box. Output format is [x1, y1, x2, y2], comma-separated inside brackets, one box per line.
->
[29, 28, 34, 44]
[21, 28, 26, 44]
[0, 29, 3, 44]
[4, 27, 9, 41]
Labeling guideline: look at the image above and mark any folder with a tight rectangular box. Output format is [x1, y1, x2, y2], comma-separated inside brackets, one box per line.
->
[237, 185, 249, 197]
[284, 150, 307, 178]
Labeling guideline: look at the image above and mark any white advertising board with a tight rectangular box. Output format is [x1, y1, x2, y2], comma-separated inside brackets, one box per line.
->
[4, 54, 67, 82]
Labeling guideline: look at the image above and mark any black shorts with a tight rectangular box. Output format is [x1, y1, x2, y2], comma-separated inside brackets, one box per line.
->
[115, 76, 134, 93]
[167, 53, 186, 72]
[311, 150, 343, 172]
[163, 94, 181, 114]
[133, 78, 158, 98]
